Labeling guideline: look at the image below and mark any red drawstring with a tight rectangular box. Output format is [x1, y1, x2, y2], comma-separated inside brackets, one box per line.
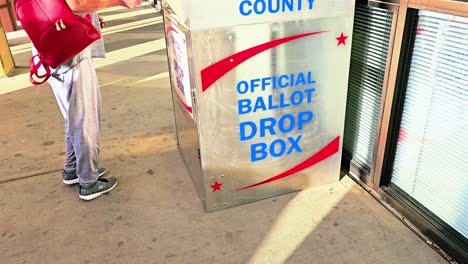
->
[30, 55, 51, 85]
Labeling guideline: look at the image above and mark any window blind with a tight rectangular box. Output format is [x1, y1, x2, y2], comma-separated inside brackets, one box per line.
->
[391, 10, 468, 239]
[344, 5, 393, 171]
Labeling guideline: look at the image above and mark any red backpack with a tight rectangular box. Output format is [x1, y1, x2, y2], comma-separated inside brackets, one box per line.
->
[16, 0, 101, 85]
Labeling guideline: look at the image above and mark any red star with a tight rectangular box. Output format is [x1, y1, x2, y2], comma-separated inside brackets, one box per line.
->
[210, 181, 223, 192]
[416, 27, 424, 35]
[336, 32, 348, 46]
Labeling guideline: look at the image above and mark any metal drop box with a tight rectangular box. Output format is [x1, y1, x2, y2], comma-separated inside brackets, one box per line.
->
[162, 0, 355, 212]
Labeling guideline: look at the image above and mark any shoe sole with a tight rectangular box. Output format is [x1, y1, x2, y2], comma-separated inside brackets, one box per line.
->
[63, 178, 79, 185]
[79, 181, 118, 201]
[63, 169, 107, 185]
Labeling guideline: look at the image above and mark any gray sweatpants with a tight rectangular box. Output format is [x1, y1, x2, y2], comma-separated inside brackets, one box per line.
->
[31, 12, 104, 187]
[46, 50, 101, 187]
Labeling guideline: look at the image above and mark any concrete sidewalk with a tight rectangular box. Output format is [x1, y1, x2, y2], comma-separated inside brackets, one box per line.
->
[0, 4, 447, 264]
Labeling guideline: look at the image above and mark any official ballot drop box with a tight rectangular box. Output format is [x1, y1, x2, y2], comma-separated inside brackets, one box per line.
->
[163, 0, 355, 212]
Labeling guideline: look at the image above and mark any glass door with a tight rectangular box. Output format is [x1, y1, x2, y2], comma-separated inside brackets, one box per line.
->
[384, 9, 468, 261]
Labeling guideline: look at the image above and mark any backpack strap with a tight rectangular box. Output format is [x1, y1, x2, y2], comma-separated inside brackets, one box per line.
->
[30, 55, 51, 85]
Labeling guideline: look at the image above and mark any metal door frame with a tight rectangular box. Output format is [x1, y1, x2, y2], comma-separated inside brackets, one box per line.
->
[346, 0, 468, 262]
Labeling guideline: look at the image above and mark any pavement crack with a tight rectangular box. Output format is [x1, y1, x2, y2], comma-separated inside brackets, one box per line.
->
[0, 169, 61, 184]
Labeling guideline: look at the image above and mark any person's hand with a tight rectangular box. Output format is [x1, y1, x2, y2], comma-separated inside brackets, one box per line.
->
[98, 16, 106, 28]
[121, 0, 142, 9]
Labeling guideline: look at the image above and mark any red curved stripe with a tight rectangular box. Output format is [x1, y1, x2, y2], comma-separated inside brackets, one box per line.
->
[175, 90, 193, 113]
[181, 99, 193, 113]
[167, 26, 178, 34]
[201, 31, 328, 92]
[236, 136, 340, 191]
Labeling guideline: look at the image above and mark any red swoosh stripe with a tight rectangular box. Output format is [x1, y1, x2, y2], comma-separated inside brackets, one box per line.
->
[183, 103, 193, 113]
[178, 95, 193, 113]
[201, 31, 328, 92]
[236, 136, 340, 191]
[167, 26, 178, 34]
[175, 89, 193, 113]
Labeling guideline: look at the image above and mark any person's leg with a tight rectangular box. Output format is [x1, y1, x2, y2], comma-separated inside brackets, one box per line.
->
[67, 57, 101, 187]
[33, 45, 81, 181]
[49, 69, 108, 185]
[67, 56, 117, 200]
[48, 73, 77, 174]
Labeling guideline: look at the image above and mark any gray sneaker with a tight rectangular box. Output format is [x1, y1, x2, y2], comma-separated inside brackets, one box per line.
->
[63, 168, 107, 185]
[79, 177, 118, 201]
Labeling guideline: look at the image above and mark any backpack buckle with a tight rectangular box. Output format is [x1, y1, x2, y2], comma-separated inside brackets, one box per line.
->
[55, 19, 66, 31]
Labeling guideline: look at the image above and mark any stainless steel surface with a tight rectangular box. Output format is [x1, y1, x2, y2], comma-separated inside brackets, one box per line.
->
[164, 11, 206, 203]
[162, 0, 190, 28]
[163, 0, 355, 211]
[171, 87, 206, 203]
[164, 0, 355, 30]
[192, 17, 354, 211]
